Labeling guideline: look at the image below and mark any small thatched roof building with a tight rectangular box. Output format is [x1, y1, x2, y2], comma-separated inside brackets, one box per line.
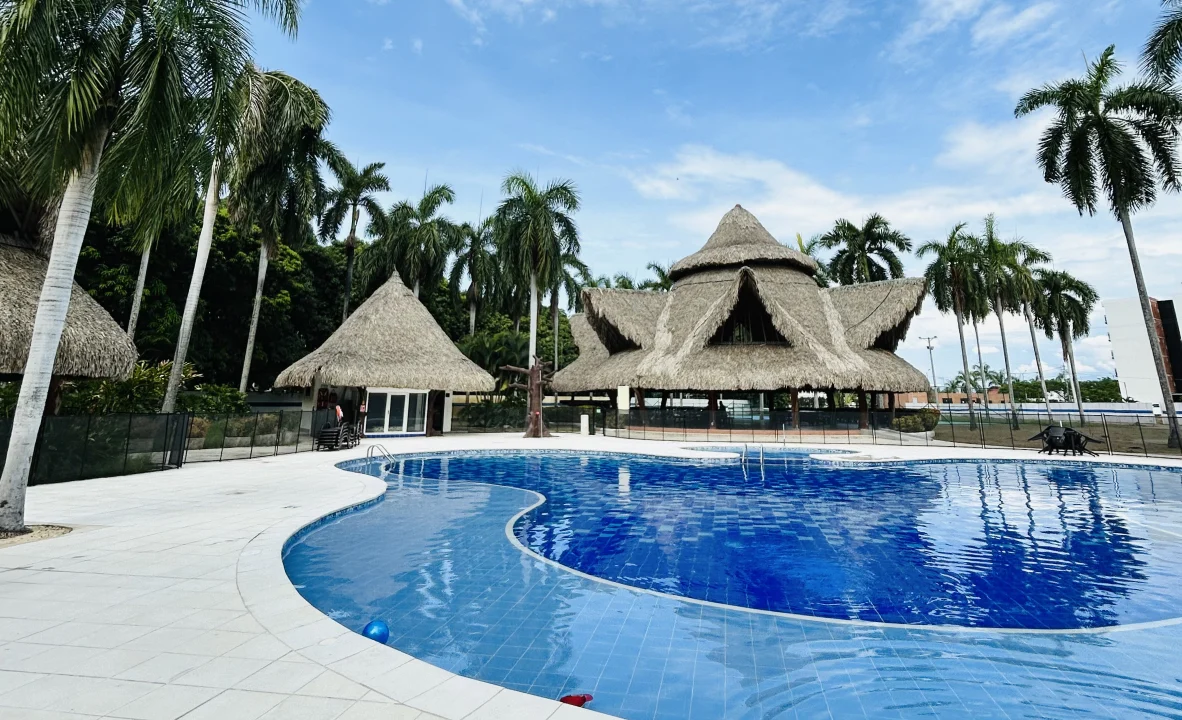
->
[1, 240, 137, 379]
[273, 272, 494, 392]
[553, 205, 930, 395]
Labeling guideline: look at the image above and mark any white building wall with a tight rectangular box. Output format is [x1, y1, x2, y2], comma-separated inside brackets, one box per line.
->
[1103, 298, 1170, 405]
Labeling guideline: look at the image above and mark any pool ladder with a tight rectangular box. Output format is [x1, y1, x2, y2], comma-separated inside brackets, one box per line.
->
[365, 443, 396, 464]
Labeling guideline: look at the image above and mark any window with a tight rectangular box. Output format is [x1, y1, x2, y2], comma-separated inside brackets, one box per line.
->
[364, 389, 427, 434]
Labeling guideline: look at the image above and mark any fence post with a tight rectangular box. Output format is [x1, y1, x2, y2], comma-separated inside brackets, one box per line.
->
[122, 413, 134, 475]
[1102, 413, 1113, 455]
[275, 411, 283, 456]
[218, 416, 227, 462]
[1137, 416, 1148, 458]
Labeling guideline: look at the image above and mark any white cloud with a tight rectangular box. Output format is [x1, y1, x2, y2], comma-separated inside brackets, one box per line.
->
[890, 0, 985, 59]
[935, 112, 1047, 176]
[381, 37, 394, 51]
[971, 2, 1057, 47]
[412, 37, 424, 54]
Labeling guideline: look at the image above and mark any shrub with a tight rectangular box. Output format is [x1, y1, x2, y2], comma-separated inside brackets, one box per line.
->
[178, 384, 251, 416]
[891, 415, 925, 433]
[918, 407, 941, 431]
[188, 416, 212, 439]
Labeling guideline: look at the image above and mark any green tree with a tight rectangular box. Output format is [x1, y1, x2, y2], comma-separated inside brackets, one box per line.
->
[366, 183, 457, 298]
[972, 215, 1051, 427]
[640, 262, 674, 291]
[228, 84, 336, 392]
[163, 66, 325, 413]
[1016, 45, 1181, 444]
[548, 250, 589, 371]
[495, 172, 581, 367]
[449, 218, 498, 336]
[795, 233, 831, 287]
[318, 159, 390, 319]
[919, 223, 981, 429]
[1143, 0, 1182, 82]
[0, 0, 295, 531]
[818, 214, 912, 285]
[1033, 269, 1098, 424]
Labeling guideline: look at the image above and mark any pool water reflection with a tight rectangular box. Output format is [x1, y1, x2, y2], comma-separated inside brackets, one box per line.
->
[284, 451, 1182, 719]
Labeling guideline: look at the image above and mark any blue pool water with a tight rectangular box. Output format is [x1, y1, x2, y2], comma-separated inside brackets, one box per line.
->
[284, 450, 1182, 719]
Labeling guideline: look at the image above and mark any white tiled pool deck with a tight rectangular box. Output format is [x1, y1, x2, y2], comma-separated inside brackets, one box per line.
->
[3, 434, 1181, 720]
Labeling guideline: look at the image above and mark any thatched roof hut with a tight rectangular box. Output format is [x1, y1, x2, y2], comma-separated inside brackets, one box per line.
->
[553, 205, 930, 394]
[0, 240, 137, 379]
[273, 272, 494, 391]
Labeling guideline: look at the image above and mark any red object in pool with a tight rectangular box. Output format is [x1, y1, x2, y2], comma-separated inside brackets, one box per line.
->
[559, 694, 593, 707]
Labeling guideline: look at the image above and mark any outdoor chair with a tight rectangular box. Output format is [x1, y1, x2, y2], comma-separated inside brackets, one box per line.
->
[1066, 428, 1102, 457]
[1030, 426, 1069, 455]
[314, 422, 347, 451]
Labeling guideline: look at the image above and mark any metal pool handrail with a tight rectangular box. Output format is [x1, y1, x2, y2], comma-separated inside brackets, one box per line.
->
[365, 444, 396, 464]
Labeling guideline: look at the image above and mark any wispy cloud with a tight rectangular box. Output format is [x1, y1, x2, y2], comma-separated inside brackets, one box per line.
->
[971, 2, 1057, 47]
[412, 37, 424, 54]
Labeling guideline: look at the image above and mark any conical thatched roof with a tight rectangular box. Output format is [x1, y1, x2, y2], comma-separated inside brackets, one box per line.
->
[554, 207, 929, 394]
[273, 273, 494, 391]
[0, 241, 138, 379]
[668, 205, 818, 281]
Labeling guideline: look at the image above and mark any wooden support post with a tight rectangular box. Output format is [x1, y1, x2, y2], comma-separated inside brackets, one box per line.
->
[708, 391, 718, 429]
[791, 389, 800, 429]
[826, 388, 837, 410]
[889, 393, 897, 422]
[634, 387, 648, 423]
[858, 391, 869, 430]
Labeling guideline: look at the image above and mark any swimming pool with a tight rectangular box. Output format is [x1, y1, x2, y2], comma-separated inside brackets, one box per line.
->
[284, 449, 1182, 719]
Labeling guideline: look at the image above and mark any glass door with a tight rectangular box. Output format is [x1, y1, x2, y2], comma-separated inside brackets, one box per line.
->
[386, 394, 406, 434]
[364, 393, 387, 435]
[406, 392, 426, 433]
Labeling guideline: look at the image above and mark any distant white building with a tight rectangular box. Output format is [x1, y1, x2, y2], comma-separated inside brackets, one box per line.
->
[1102, 295, 1182, 406]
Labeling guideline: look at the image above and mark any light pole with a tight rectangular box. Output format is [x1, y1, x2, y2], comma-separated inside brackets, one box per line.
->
[920, 336, 938, 404]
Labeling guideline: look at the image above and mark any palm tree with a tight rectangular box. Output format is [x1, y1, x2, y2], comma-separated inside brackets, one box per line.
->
[1020, 269, 1056, 417]
[368, 184, 456, 298]
[640, 262, 673, 291]
[973, 216, 1051, 427]
[319, 159, 390, 318]
[1143, 0, 1182, 82]
[162, 66, 323, 413]
[818, 214, 912, 285]
[548, 251, 589, 371]
[1033, 269, 1098, 424]
[919, 223, 981, 430]
[229, 88, 336, 393]
[0, 0, 294, 531]
[450, 218, 497, 336]
[612, 273, 637, 289]
[796, 233, 831, 287]
[495, 172, 580, 366]
[1016, 44, 1182, 445]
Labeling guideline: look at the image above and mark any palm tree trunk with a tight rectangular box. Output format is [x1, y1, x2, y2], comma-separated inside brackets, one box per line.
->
[955, 307, 977, 430]
[1063, 322, 1086, 425]
[551, 286, 560, 372]
[413, 279, 420, 299]
[973, 319, 989, 416]
[528, 270, 539, 365]
[1025, 305, 1054, 418]
[238, 243, 269, 393]
[1119, 209, 1180, 446]
[996, 302, 1019, 429]
[127, 242, 152, 341]
[342, 205, 360, 322]
[469, 299, 477, 336]
[163, 158, 221, 413]
[1, 136, 106, 532]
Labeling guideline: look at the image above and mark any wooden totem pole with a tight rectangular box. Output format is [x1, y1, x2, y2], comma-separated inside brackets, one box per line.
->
[501, 360, 554, 438]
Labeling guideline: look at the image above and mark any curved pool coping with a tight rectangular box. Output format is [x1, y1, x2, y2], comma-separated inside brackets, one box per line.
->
[245, 438, 1182, 720]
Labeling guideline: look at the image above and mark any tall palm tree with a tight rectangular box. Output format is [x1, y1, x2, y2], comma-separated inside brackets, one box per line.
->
[612, 272, 637, 289]
[162, 66, 322, 412]
[919, 223, 981, 430]
[367, 183, 456, 298]
[319, 159, 390, 318]
[640, 262, 673, 291]
[1021, 271, 1056, 418]
[818, 214, 912, 285]
[973, 216, 1051, 427]
[796, 233, 831, 287]
[229, 88, 336, 392]
[1016, 44, 1182, 445]
[450, 218, 497, 336]
[1033, 269, 1098, 424]
[495, 172, 580, 366]
[0, 0, 293, 531]
[548, 251, 589, 371]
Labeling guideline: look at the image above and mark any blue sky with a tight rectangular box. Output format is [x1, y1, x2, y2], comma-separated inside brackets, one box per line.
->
[253, 0, 1182, 391]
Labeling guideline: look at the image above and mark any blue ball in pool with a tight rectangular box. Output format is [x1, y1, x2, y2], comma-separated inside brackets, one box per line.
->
[362, 620, 390, 644]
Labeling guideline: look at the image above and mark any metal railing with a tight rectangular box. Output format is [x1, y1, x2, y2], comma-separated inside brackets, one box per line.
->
[597, 405, 1182, 460]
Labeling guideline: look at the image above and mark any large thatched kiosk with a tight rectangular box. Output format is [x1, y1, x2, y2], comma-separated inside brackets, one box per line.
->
[1, 240, 137, 388]
[553, 205, 930, 427]
[274, 272, 494, 436]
